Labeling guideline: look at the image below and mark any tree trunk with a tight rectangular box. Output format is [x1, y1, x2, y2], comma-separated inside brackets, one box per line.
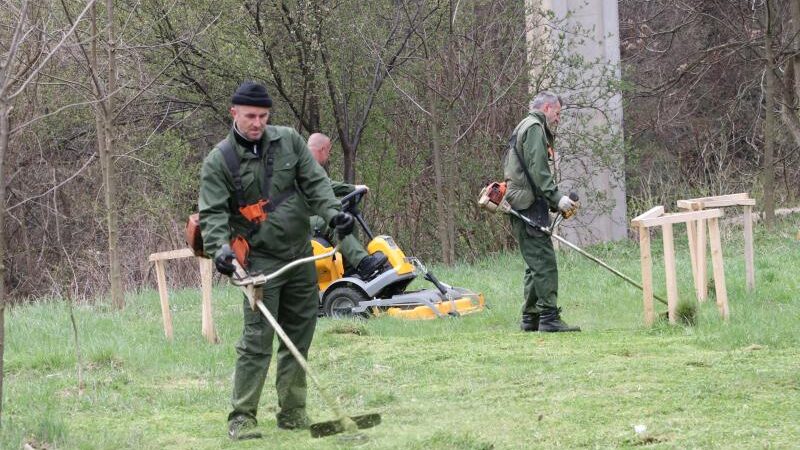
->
[791, 0, 800, 97]
[763, 0, 777, 229]
[0, 101, 8, 423]
[307, 86, 320, 133]
[342, 138, 356, 184]
[429, 116, 452, 264]
[98, 0, 124, 308]
[445, 141, 456, 264]
[444, 32, 457, 265]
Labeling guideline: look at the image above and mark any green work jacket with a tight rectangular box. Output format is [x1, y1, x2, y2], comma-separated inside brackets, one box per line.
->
[503, 111, 563, 210]
[330, 180, 355, 197]
[309, 179, 354, 237]
[199, 126, 341, 261]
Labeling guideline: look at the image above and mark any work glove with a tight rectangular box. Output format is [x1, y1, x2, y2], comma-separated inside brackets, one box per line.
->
[557, 195, 577, 213]
[214, 244, 236, 276]
[330, 212, 355, 239]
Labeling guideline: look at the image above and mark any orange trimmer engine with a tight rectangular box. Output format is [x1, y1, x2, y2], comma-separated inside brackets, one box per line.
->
[478, 181, 580, 221]
[485, 181, 506, 205]
[477, 181, 511, 213]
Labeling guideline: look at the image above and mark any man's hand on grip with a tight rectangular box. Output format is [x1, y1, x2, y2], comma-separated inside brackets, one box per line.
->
[214, 244, 236, 276]
[558, 195, 576, 213]
[330, 212, 355, 239]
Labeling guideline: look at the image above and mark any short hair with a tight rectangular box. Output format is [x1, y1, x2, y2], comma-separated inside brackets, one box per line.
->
[530, 91, 562, 111]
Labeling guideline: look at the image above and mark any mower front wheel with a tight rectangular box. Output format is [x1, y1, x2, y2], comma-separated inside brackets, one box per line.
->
[322, 286, 370, 318]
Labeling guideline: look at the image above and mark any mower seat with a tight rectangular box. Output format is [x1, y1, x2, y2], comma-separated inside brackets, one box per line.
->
[312, 236, 333, 249]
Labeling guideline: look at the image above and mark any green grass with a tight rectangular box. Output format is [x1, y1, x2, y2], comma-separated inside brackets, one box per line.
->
[3, 215, 799, 449]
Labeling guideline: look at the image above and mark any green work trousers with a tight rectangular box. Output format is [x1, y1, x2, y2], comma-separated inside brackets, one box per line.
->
[510, 215, 559, 315]
[310, 215, 368, 270]
[228, 255, 318, 425]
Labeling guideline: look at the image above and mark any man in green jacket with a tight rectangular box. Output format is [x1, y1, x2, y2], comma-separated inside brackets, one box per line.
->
[306, 133, 388, 279]
[504, 91, 580, 333]
[199, 82, 354, 440]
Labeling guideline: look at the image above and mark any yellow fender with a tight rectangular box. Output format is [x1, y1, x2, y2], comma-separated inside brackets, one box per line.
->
[312, 239, 345, 293]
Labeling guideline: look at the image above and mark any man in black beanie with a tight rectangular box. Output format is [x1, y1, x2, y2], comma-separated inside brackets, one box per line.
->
[199, 81, 354, 439]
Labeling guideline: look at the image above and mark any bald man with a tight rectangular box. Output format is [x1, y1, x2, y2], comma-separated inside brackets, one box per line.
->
[307, 133, 388, 279]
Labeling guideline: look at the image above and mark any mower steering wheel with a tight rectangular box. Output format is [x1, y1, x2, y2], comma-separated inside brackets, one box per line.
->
[339, 185, 369, 214]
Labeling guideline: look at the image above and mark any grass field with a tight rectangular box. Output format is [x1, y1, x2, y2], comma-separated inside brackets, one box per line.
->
[3, 215, 799, 449]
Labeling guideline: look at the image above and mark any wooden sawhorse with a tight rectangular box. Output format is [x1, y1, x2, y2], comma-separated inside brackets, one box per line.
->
[631, 207, 730, 326]
[677, 193, 756, 299]
[148, 248, 218, 343]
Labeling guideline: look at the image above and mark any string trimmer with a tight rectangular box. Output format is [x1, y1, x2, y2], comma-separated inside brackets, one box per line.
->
[230, 246, 381, 439]
[478, 182, 668, 306]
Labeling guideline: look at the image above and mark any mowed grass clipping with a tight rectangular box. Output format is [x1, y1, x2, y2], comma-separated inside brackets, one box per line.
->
[3, 215, 799, 449]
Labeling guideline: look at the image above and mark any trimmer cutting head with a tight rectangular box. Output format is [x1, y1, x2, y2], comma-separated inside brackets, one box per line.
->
[309, 413, 382, 438]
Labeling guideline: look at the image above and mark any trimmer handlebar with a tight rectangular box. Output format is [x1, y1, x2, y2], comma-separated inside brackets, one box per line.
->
[337, 185, 374, 240]
[339, 186, 369, 212]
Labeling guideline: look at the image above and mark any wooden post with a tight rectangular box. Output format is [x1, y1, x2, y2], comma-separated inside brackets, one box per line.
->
[662, 223, 678, 324]
[708, 218, 730, 320]
[686, 219, 699, 300]
[199, 258, 217, 343]
[677, 200, 705, 302]
[638, 226, 655, 326]
[743, 205, 755, 292]
[154, 260, 174, 341]
[695, 208, 708, 302]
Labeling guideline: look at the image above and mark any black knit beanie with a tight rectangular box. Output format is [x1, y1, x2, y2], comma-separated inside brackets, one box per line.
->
[231, 81, 273, 107]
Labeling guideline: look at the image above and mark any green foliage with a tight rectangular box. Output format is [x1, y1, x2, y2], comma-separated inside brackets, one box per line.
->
[675, 298, 698, 326]
[138, 131, 202, 214]
[3, 216, 799, 448]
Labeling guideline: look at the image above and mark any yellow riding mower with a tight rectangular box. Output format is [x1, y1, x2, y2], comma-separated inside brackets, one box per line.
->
[313, 187, 485, 319]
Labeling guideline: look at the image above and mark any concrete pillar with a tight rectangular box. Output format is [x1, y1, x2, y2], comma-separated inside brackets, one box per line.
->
[526, 0, 627, 245]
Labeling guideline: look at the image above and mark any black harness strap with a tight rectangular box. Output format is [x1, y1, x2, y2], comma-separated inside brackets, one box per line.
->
[217, 136, 296, 224]
[218, 138, 246, 208]
[261, 142, 275, 199]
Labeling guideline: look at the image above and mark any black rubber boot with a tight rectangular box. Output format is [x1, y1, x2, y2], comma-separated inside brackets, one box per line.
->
[520, 313, 539, 332]
[356, 252, 388, 278]
[539, 308, 581, 332]
[228, 415, 262, 440]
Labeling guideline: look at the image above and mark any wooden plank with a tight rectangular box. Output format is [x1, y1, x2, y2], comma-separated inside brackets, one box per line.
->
[631, 205, 665, 226]
[199, 258, 218, 344]
[698, 198, 756, 208]
[154, 260, 174, 341]
[639, 227, 655, 326]
[708, 218, 730, 320]
[148, 247, 195, 262]
[697, 216, 708, 302]
[682, 193, 750, 204]
[662, 223, 678, 324]
[743, 206, 755, 292]
[635, 208, 724, 228]
[676, 200, 702, 211]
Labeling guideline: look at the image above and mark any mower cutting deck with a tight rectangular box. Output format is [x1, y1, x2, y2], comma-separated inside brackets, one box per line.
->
[314, 186, 486, 320]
